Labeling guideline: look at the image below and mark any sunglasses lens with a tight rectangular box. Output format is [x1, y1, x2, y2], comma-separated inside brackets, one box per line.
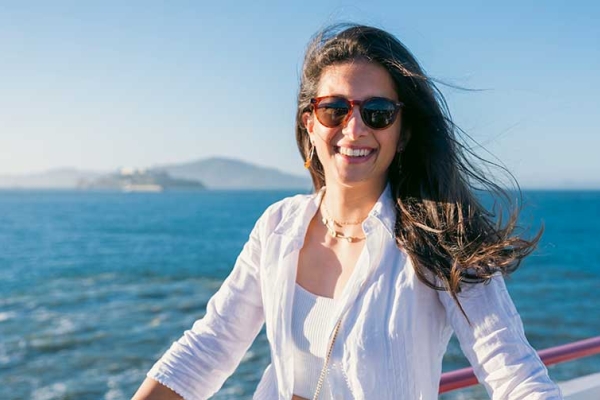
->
[362, 98, 398, 129]
[314, 97, 350, 127]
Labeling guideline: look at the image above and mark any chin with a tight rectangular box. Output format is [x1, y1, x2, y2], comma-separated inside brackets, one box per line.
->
[331, 171, 385, 188]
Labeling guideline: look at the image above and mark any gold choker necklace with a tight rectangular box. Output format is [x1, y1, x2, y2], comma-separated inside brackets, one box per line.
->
[322, 202, 365, 226]
[321, 216, 366, 243]
[320, 196, 366, 243]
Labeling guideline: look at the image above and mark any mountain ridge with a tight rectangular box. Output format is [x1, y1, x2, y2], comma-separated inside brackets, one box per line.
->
[154, 157, 311, 190]
[0, 157, 311, 190]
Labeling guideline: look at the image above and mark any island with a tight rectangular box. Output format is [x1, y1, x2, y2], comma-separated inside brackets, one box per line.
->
[77, 168, 205, 192]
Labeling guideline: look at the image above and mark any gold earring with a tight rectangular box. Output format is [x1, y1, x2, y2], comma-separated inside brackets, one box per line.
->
[304, 143, 315, 169]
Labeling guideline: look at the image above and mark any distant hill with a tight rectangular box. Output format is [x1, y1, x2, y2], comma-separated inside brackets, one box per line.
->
[0, 168, 102, 189]
[0, 158, 311, 190]
[154, 157, 312, 190]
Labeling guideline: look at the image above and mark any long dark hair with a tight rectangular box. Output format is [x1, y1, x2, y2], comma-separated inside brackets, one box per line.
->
[295, 23, 541, 313]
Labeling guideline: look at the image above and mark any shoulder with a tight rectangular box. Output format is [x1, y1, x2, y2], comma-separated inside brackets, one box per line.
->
[255, 191, 318, 233]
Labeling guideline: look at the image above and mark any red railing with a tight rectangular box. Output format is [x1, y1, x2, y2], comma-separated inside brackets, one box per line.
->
[439, 336, 600, 394]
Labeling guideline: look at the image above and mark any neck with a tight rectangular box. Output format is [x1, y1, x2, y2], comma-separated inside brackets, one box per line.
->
[322, 181, 386, 224]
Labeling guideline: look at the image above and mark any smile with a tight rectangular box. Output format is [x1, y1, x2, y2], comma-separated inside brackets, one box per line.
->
[336, 147, 375, 157]
[334, 146, 376, 164]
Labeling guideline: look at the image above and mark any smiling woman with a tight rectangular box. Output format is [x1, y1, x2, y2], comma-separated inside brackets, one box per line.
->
[133, 24, 562, 399]
[302, 61, 405, 194]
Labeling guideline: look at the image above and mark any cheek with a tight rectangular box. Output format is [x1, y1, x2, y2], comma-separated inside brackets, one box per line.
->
[313, 125, 338, 145]
[378, 126, 402, 149]
[314, 134, 333, 157]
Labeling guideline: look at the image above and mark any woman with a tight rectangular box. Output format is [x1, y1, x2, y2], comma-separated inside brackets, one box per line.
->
[134, 24, 562, 399]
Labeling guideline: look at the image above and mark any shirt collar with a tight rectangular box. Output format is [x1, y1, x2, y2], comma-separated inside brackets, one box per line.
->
[275, 184, 396, 241]
[368, 183, 396, 239]
[272, 188, 324, 242]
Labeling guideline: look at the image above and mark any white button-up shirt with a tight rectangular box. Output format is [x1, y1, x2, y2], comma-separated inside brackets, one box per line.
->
[148, 186, 562, 399]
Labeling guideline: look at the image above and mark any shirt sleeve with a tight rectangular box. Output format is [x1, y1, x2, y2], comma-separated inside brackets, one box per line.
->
[438, 274, 563, 399]
[147, 216, 266, 400]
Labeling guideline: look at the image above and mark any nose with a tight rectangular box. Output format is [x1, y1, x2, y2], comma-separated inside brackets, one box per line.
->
[341, 106, 369, 139]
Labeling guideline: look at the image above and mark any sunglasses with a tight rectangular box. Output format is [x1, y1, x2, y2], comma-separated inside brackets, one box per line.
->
[310, 96, 404, 130]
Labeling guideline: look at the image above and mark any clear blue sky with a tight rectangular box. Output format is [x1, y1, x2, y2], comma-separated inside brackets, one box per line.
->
[1, 1, 598, 188]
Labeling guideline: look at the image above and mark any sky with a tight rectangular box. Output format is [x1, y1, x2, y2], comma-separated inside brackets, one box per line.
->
[1, 1, 598, 188]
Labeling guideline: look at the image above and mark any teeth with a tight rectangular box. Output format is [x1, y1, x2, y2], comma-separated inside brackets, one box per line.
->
[339, 147, 371, 157]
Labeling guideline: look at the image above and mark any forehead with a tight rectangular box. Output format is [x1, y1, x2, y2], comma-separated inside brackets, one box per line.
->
[316, 60, 397, 100]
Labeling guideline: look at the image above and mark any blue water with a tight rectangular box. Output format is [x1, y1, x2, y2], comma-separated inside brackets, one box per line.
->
[0, 190, 598, 399]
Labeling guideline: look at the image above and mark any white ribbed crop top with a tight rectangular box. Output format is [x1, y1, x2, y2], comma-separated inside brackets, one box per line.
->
[291, 283, 339, 400]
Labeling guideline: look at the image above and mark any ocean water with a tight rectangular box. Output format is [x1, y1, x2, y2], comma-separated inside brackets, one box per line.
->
[0, 189, 598, 400]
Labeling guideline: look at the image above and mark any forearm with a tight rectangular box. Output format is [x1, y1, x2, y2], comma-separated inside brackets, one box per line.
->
[132, 377, 183, 400]
[439, 275, 562, 398]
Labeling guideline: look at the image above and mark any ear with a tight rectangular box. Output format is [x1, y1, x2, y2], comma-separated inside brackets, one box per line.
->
[302, 111, 316, 142]
[302, 111, 314, 133]
[397, 127, 411, 153]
